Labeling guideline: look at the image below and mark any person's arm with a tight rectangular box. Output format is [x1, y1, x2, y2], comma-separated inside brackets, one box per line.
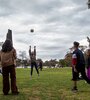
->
[29, 46, 31, 57]
[87, 57, 90, 69]
[34, 46, 36, 56]
[72, 53, 77, 72]
[13, 49, 17, 59]
[0, 52, 1, 68]
[0, 52, 1, 61]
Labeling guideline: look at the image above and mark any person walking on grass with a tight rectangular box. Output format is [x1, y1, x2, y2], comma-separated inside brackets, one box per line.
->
[29, 46, 39, 77]
[72, 41, 90, 92]
[0, 39, 19, 95]
[87, 49, 90, 80]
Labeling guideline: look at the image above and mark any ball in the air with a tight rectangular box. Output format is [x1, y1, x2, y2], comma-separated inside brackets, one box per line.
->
[30, 29, 34, 33]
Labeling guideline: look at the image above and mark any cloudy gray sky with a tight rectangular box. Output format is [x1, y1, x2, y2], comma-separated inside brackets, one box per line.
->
[0, 0, 90, 61]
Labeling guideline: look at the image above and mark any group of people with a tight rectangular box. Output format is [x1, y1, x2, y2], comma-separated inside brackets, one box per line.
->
[0, 39, 42, 95]
[29, 45, 43, 77]
[72, 41, 90, 92]
[0, 39, 90, 95]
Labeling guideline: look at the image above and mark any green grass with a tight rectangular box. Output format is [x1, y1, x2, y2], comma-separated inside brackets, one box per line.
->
[0, 67, 90, 100]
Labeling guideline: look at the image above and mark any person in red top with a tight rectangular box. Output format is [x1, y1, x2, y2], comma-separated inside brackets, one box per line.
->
[72, 41, 90, 92]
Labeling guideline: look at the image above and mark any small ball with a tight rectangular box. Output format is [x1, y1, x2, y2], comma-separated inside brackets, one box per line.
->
[30, 29, 34, 33]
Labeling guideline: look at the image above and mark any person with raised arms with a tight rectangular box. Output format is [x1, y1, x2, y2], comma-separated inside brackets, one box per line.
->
[29, 46, 39, 77]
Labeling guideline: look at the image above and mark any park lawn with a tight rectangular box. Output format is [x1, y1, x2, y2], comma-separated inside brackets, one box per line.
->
[0, 68, 90, 100]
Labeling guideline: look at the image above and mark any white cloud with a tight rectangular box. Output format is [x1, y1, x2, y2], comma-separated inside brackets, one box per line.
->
[0, 0, 90, 61]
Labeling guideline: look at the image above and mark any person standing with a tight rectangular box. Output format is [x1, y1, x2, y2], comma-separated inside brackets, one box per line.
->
[38, 60, 43, 71]
[29, 46, 39, 77]
[87, 49, 90, 79]
[0, 39, 19, 95]
[72, 41, 90, 92]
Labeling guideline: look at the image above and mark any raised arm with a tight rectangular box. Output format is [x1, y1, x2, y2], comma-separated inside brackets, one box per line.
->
[29, 46, 31, 56]
[34, 46, 36, 56]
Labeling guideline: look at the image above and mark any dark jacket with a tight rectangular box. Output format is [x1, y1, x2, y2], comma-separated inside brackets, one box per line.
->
[73, 49, 85, 66]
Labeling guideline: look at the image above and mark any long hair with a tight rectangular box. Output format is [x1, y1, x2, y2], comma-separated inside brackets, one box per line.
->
[2, 39, 13, 52]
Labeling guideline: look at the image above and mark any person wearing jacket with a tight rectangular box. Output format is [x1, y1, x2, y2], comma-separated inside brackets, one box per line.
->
[0, 39, 19, 95]
[72, 41, 90, 92]
[87, 49, 90, 79]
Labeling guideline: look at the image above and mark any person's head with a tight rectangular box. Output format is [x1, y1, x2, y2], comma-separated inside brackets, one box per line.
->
[73, 41, 79, 50]
[2, 39, 13, 52]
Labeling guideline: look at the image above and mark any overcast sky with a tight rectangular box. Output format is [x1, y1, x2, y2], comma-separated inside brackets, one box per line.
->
[0, 0, 90, 61]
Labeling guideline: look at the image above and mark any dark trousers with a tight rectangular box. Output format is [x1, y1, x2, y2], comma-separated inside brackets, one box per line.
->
[39, 65, 42, 71]
[31, 62, 39, 76]
[2, 65, 18, 94]
[72, 64, 90, 83]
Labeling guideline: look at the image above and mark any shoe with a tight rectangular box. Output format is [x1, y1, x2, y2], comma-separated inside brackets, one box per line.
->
[87, 81, 90, 84]
[12, 91, 19, 95]
[38, 74, 40, 77]
[72, 87, 78, 93]
[4, 93, 8, 95]
[30, 75, 32, 79]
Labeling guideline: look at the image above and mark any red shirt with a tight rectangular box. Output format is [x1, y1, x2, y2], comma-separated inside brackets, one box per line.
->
[72, 54, 77, 66]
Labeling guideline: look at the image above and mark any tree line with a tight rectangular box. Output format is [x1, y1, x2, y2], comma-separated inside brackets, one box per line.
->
[16, 45, 89, 68]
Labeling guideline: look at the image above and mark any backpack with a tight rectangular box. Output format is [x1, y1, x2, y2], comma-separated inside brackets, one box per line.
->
[0, 49, 15, 67]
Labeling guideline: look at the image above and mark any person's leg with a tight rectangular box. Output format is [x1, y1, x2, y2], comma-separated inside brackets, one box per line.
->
[2, 67, 10, 95]
[88, 67, 90, 80]
[40, 65, 42, 71]
[0, 69, 1, 74]
[31, 63, 33, 76]
[80, 66, 90, 84]
[35, 62, 39, 75]
[9, 65, 19, 94]
[73, 81, 77, 89]
[87, 67, 90, 80]
[87, 68, 89, 79]
[72, 68, 78, 92]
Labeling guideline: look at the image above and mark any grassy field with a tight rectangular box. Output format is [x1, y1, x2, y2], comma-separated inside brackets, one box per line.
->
[0, 67, 90, 100]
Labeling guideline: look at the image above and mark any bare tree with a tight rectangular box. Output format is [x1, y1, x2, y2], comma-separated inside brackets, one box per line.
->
[19, 51, 27, 67]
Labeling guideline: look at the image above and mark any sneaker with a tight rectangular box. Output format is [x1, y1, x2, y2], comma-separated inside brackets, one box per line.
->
[12, 91, 19, 95]
[87, 81, 90, 84]
[30, 75, 32, 79]
[4, 93, 8, 95]
[72, 87, 78, 93]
